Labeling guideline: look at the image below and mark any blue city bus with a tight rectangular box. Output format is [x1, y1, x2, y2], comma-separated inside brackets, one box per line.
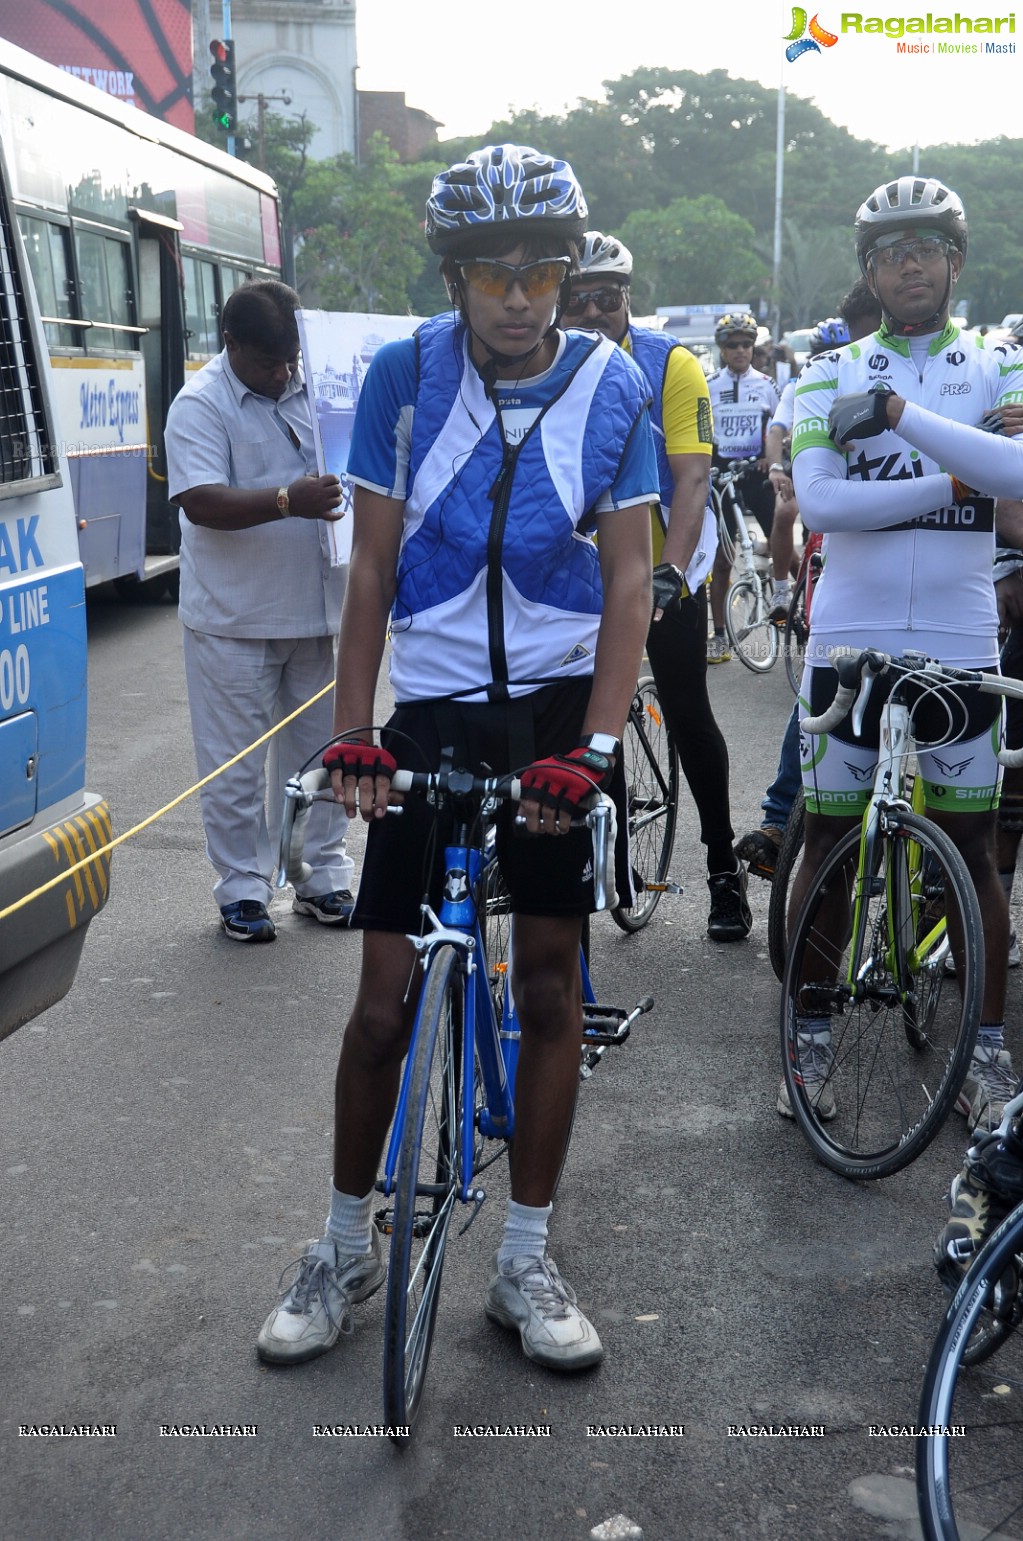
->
[0, 125, 111, 1038]
[0, 39, 283, 597]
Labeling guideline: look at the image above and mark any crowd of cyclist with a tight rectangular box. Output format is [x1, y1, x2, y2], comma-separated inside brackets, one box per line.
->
[237, 140, 1023, 1386]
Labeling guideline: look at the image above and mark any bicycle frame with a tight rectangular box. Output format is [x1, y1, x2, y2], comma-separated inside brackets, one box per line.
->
[379, 819, 600, 1210]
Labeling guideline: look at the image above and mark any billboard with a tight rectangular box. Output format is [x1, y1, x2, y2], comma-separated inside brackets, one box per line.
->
[2, 0, 194, 131]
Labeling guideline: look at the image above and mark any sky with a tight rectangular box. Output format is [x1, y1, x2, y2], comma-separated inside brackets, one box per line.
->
[356, 0, 1022, 156]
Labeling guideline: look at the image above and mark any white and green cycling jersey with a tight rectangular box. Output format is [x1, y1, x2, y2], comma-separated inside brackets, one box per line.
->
[792, 323, 1023, 669]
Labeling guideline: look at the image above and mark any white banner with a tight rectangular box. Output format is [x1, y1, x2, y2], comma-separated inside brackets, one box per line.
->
[297, 310, 420, 565]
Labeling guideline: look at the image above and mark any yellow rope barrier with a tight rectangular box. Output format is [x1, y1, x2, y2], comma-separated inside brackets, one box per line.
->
[0, 681, 334, 925]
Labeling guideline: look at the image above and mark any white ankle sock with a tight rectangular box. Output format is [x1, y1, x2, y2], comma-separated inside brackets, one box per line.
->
[325, 1184, 374, 1256]
[498, 1199, 552, 1270]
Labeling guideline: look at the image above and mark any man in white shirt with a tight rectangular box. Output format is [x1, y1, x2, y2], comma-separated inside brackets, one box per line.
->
[165, 280, 355, 942]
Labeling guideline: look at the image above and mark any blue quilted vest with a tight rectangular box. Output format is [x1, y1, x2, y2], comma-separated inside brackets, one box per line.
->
[628, 325, 679, 511]
[391, 311, 651, 702]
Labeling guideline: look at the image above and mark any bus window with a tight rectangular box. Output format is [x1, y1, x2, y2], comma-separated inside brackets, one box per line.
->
[220, 266, 251, 300]
[182, 253, 220, 361]
[18, 216, 77, 350]
[74, 227, 135, 351]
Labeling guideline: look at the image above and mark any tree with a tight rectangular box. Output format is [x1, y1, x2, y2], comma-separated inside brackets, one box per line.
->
[292, 136, 426, 311]
[619, 196, 767, 312]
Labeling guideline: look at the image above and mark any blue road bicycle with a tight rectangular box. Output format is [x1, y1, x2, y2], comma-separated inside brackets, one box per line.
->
[280, 756, 653, 1441]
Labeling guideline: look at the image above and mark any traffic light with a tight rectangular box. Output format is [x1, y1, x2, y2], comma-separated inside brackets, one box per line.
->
[209, 39, 237, 133]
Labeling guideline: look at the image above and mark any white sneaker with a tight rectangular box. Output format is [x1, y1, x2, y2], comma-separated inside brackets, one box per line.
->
[956, 1045, 1019, 1134]
[485, 1253, 603, 1370]
[256, 1230, 385, 1365]
[777, 1033, 837, 1120]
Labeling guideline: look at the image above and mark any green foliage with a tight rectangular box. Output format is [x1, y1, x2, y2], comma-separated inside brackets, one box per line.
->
[619, 197, 768, 313]
[292, 136, 426, 311]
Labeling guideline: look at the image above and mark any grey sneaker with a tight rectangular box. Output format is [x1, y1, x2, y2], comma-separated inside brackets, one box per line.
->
[957, 1045, 1019, 1134]
[485, 1253, 604, 1370]
[777, 1032, 837, 1121]
[707, 633, 732, 664]
[256, 1230, 385, 1365]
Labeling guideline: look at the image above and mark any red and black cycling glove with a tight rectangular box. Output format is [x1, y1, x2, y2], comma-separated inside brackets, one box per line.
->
[322, 740, 397, 780]
[518, 745, 615, 817]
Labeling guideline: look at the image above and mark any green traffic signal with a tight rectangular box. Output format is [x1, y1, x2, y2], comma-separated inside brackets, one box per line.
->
[209, 39, 237, 133]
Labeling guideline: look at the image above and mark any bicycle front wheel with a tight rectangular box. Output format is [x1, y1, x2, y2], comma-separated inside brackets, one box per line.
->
[783, 570, 810, 694]
[767, 790, 805, 983]
[724, 577, 779, 673]
[781, 812, 983, 1180]
[917, 1202, 1023, 1540]
[383, 944, 465, 1438]
[611, 676, 679, 933]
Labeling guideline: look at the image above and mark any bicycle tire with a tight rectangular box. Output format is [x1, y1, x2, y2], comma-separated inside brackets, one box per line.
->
[781, 811, 983, 1180]
[724, 576, 779, 673]
[783, 568, 810, 695]
[383, 944, 464, 1438]
[916, 1201, 1023, 1539]
[767, 790, 805, 983]
[611, 676, 679, 933]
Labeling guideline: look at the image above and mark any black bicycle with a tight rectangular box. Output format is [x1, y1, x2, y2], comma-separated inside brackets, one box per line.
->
[917, 1090, 1023, 1538]
[610, 674, 680, 933]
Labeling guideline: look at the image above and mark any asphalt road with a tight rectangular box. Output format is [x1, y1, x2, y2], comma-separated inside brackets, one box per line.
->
[2, 589, 1008, 1541]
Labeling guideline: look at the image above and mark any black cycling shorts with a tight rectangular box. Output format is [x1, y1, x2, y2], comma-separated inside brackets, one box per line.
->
[350, 680, 632, 934]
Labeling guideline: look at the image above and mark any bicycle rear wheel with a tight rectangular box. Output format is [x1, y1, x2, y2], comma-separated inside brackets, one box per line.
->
[781, 812, 983, 1180]
[611, 676, 679, 933]
[783, 569, 810, 694]
[724, 577, 779, 673]
[767, 790, 805, 983]
[917, 1201, 1023, 1540]
[383, 944, 464, 1438]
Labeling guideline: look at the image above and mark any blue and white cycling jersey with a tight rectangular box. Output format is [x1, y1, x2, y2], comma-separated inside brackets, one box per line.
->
[348, 312, 658, 703]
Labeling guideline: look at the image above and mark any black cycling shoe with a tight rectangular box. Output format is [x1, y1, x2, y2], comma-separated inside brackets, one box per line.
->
[706, 864, 753, 942]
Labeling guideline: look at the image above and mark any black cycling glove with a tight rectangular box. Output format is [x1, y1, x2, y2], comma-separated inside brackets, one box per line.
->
[828, 387, 895, 446]
[651, 562, 688, 614]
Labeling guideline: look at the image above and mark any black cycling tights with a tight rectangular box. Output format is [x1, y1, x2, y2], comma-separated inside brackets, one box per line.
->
[644, 581, 735, 874]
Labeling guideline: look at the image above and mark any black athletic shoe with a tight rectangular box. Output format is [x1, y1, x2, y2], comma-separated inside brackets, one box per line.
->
[706, 864, 753, 942]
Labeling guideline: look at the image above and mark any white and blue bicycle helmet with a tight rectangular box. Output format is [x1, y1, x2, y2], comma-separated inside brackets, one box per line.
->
[425, 144, 588, 255]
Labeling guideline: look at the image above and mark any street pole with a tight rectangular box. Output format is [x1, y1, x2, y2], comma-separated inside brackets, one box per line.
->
[222, 0, 235, 157]
[770, 74, 785, 339]
[237, 91, 292, 171]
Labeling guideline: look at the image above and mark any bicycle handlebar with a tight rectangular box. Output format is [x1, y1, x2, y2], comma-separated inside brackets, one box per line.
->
[276, 766, 614, 909]
[800, 646, 1023, 766]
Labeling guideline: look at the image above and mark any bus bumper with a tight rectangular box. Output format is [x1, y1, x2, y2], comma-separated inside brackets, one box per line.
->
[0, 793, 112, 1043]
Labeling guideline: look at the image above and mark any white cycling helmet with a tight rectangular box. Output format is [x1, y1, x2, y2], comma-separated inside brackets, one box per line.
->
[577, 230, 633, 280]
[854, 176, 968, 275]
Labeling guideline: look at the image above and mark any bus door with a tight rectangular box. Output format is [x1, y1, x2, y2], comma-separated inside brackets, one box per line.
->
[132, 208, 184, 580]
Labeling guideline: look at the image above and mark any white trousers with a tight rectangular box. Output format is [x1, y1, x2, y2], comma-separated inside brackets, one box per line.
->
[181, 627, 353, 909]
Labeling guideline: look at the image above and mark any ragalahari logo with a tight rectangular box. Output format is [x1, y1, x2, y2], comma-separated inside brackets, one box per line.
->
[784, 8, 839, 60]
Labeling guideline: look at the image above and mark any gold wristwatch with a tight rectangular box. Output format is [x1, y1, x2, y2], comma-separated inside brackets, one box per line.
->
[276, 485, 291, 518]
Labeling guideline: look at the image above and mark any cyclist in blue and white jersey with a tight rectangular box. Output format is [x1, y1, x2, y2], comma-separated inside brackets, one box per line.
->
[256, 146, 657, 1373]
[706, 312, 780, 662]
[786, 177, 1023, 1149]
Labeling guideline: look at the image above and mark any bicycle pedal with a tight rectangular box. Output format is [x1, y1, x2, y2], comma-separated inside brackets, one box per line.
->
[642, 881, 683, 895]
[374, 1206, 395, 1237]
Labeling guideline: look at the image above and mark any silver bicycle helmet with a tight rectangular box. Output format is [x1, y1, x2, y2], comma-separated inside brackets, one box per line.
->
[425, 144, 588, 255]
[854, 177, 968, 274]
[577, 230, 633, 280]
